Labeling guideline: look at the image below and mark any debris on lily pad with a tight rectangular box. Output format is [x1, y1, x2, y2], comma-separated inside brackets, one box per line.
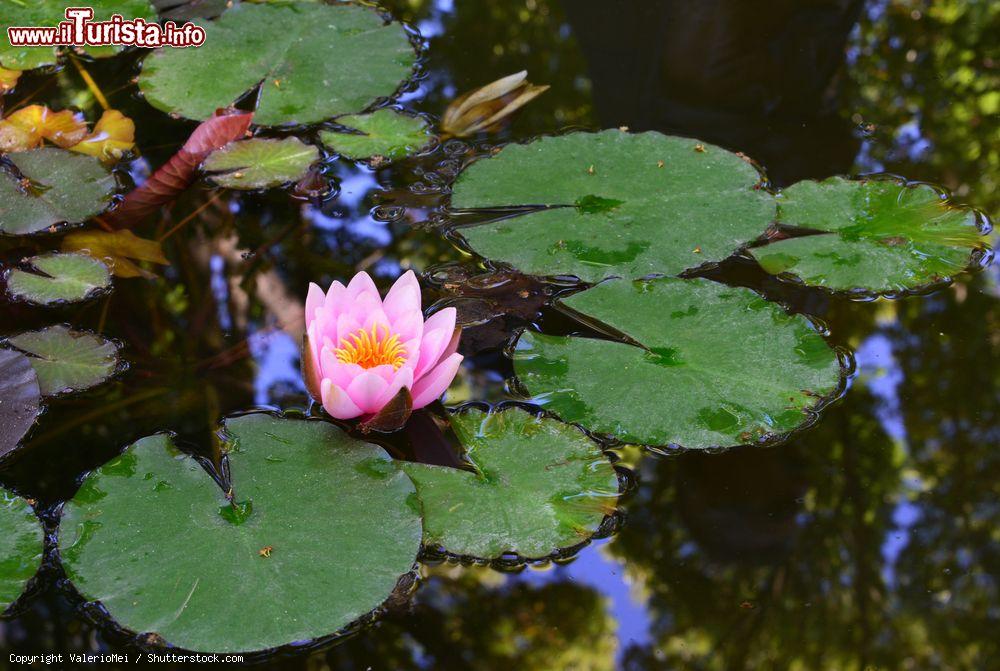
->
[0, 488, 44, 611]
[203, 137, 319, 189]
[6, 326, 119, 396]
[58, 413, 422, 653]
[400, 407, 619, 560]
[0, 148, 116, 235]
[320, 109, 433, 164]
[5, 253, 111, 305]
[513, 277, 843, 450]
[138, 2, 417, 126]
[750, 177, 990, 294]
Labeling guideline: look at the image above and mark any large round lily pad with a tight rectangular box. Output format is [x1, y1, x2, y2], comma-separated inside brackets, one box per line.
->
[138, 2, 417, 126]
[400, 407, 618, 560]
[0, 149, 116, 235]
[0, 488, 44, 611]
[7, 326, 119, 396]
[0, 0, 156, 70]
[513, 277, 843, 449]
[320, 109, 433, 162]
[58, 413, 422, 653]
[449, 130, 775, 283]
[202, 137, 319, 189]
[750, 177, 988, 294]
[6, 253, 111, 305]
[0, 350, 41, 460]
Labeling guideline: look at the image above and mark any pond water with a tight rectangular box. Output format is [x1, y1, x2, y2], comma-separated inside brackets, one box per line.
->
[1, 0, 997, 668]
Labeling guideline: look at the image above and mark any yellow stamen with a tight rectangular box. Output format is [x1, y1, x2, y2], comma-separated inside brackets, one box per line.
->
[335, 324, 406, 370]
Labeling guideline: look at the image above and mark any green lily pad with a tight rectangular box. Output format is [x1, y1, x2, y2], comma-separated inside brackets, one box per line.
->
[0, 149, 116, 235]
[0, 350, 41, 460]
[138, 2, 417, 126]
[320, 109, 433, 162]
[7, 326, 119, 396]
[0, 0, 156, 70]
[6, 253, 111, 305]
[400, 407, 618, 560]
[513, 277, 842, 449]
[58, 413, 422, 653]
[203, 137, 319, 189]
[0, 489, 44, 611]
[749, 177, 988, 294]
[449, 130, 775, 283]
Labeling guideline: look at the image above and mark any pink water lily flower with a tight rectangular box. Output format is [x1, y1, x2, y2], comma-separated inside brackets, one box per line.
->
[303, 270, 463, 420]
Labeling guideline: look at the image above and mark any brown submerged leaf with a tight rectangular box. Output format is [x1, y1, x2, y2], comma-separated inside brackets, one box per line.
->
[441, 70, 549, 138]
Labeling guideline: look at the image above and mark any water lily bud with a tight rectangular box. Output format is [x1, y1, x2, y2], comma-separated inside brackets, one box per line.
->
[441, 70, 549, 138]
[303, 270, 463, 420]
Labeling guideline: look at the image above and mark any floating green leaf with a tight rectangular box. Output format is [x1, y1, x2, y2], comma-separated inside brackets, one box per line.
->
[0, 0, 156, 70]
[139, 2, 417, 126]
[320, 109, 432, 162]
[7, 326, 119, 395]
[59, 413, 422, 653]
[449, 130, 775, 283]
[513, 277, 842, 449]
[0, 148, 116, 235]
[0, 350, 40, 460]
[203, 137, 319, 189]
[750, 177, 988, 294]
[6, 253, 111, 305]
[0, 488, 44, 612]
[401, 407, 618, 560]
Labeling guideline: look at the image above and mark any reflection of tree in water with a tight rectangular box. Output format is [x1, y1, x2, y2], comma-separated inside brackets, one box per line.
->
[315, 573, 616, 671]
[845, 0, 999, 212]
[606, 278, 998, 669]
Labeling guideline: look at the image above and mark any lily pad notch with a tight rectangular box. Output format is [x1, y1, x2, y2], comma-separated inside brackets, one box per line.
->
[400, 405, 620, 561]
[512, 277, 847, 451]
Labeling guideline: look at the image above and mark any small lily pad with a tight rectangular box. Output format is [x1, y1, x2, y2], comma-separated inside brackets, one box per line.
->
[320, 109, 433, 162]
[400, 407, 618, 560]
[0, 349, 41, 460]
[6, 253, 111, 305]
[0, 0, 156, 70]
[202, 137, 319, 189]
[0, 489, 44, 611]
[513, 277, 843, 449]
[58, 413, 422, 653]
[0, 148, 116, 235]
[7, 326, 119, 396]
[139, 2, 417, 126]
[750, 177, 989, 294]
[449, 130, 775, 283]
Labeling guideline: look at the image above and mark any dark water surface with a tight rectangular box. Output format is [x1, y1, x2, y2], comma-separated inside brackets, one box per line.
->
[1, 1, 997, 669]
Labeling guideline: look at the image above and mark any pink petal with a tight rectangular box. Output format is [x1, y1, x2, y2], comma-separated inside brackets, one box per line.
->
[414, 327, 450, 379]
[383, 270, 421, 320]
[346, 371, 390, 414]
[346, 271, 379, 301]
[324, 280, 347, 314]
[389, 309, 423, 343]
[305, 282, 325, 325]
[422, 307, 457, 341]
[336, 312, 363, 344]
[321, 379, 363, 419]
[374, 366, 414, 408]
[320, 348, 362, 388]
[441, 327, 461, 360]
[411, 353, 463, 409]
